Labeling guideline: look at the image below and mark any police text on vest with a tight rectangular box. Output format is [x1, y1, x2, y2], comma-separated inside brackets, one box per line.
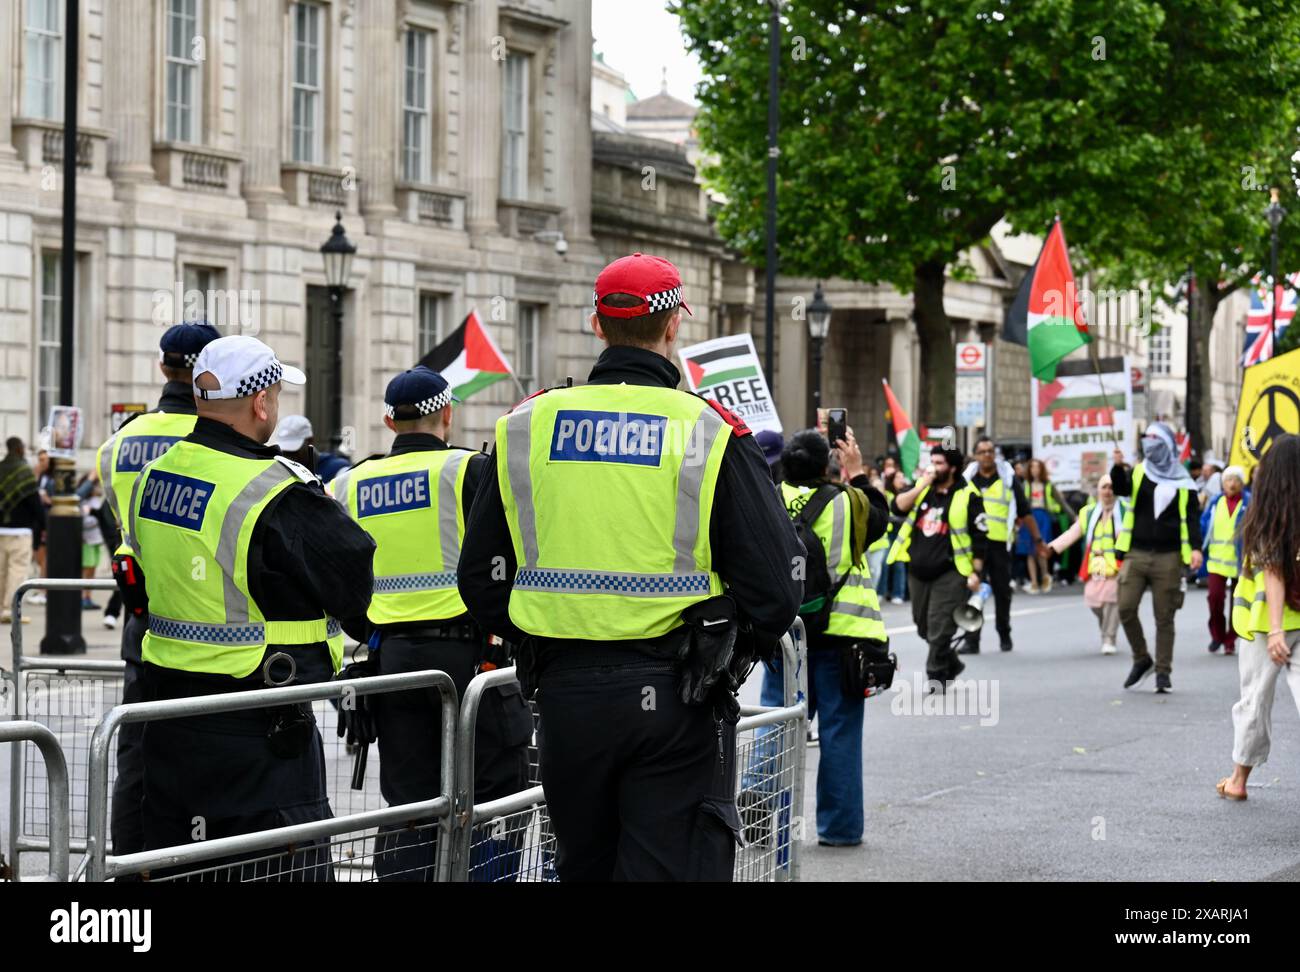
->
[550, 410, 669, 466]
[356, 470, 432, 516]
[137, 470, 215, 530]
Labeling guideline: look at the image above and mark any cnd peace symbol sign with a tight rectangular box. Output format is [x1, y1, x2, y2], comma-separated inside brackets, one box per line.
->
[1243, 383, 1300, 458]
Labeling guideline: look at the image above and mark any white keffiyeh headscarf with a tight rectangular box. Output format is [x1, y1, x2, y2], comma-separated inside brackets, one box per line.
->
[1140, 422, 1195, 518]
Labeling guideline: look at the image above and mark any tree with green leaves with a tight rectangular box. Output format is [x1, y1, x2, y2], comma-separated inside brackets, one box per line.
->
[674, 0, 1300, 430]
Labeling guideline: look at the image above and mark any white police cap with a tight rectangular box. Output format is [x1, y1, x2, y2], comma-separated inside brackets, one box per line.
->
[193, 335, 306, 401]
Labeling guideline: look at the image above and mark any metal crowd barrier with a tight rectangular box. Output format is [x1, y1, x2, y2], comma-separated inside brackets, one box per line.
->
[0, 721, 69, 881]
[83, 671, 458, 882]
[453, 619, 810, 883]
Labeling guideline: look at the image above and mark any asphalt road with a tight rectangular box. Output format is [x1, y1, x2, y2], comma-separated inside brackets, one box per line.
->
[779, 582, 1300, 882]
[4, 582, 1298, 882]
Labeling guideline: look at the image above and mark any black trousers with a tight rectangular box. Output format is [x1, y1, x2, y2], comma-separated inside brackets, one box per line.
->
[536, 655, 740, 882]
[372, 633, 532, 882]
[110, 612, 146, 860]
[972, 542, 1013, 647]
[139, 655, 337, 882]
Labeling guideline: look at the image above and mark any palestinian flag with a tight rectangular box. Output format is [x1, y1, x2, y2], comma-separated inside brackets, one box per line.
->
[418, 309, 514, 400]
[882, 378, 921, 477]
[1004, 217, 1091, 381]
[681, 339, 761, 390]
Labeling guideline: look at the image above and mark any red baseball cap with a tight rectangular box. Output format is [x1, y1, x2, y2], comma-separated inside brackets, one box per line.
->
[593, 252, 693, 319]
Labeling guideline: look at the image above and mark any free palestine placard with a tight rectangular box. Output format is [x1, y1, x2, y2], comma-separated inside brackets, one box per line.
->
[679, 333, 782, 435]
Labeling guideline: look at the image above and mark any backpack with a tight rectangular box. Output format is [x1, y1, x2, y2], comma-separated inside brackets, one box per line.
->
[786, 482, 849, 636]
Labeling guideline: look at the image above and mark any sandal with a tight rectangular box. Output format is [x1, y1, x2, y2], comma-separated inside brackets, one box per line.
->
[1215, 778, 1247, 801]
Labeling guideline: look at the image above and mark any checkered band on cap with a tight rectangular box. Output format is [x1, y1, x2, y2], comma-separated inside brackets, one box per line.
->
[646, 286, 683, 312]
[158, 350, 202, 367]
[232, 361, 283, 398]
[384, 386, 454, 419]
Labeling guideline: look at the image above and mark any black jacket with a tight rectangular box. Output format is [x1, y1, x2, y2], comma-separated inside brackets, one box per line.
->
[1109, 463, 1202, 554]
[458, 345, 806, 650]
[141, 417, 376, 694]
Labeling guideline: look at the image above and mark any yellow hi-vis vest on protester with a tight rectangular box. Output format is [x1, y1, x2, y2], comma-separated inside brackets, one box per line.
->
[886, 482, 977, 576]
[1115, 463, 1192, 565]
[977, 476, 1012, 544]
[1232, 570, 1300, 640]
[496, 384, 730, 640]
[96, 411, 198, 537]
[781, 483, 886, 641]
[331, 448, 474, 624]
[127, 439, 343, 677]
[1079, 499, 1125, 578]
[1206, 496, 1245, 579]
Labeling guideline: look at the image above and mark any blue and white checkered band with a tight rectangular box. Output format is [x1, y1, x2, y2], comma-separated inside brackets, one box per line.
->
[384, 386, 453, 419]
[646, 286, 682, 312]
[592, 289, 599, 309]
[233, 361, 283, 398]
[159, 350, 203, 367]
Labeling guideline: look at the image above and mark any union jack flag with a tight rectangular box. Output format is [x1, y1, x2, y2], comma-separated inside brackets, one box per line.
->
[1242, 273, 1299, 366]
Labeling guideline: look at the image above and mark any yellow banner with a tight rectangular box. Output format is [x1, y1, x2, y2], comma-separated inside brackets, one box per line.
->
[1230, 346, 1300, 482]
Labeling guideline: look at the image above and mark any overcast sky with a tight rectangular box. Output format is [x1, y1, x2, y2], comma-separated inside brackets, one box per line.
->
[592, 0, 704, 104]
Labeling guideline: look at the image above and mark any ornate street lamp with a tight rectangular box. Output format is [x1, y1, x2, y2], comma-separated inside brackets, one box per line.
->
[319, 212, 356, 440]
[807, 282, 832, 425]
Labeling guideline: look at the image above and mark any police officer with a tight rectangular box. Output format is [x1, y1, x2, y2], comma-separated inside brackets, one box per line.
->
[95, 320, 220, 861]
[458, 254, 804, 882]
[120, 335, 375, 879]
[962, 436, 1045, 653]
[330, 366, 532, 881]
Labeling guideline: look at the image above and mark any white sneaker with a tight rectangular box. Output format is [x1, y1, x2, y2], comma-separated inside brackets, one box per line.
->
[103, 614, 118, 630]
[28, 592, 46, 605]
[1101, 642, 1117, 655]
[890, 596, 904, 605]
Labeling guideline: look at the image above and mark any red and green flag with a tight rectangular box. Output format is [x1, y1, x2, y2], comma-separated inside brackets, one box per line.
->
[882, 378, 921, 477]
[1004, 218, 1091, 380]
[419, 309, 515, 400]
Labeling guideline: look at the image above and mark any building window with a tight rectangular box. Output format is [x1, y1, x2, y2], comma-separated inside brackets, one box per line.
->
[403, 29, 433, 183]
[165, 0, 202, 142]
[418, 292, 445, 354]
[1149, 327, 1171, 376]
[290, 2, 323, 164]
[517, 303, 540, 391]
[500, 53, 530, 199]
[23, 0, 63, 121]
[183, 264, 226, 325]
[38, 251, 62, 426]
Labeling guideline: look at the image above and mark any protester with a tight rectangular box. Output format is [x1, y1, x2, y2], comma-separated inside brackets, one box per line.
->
[1048, 474, 1127, 654]
[1021, 458, 1069, 593]
[78, 476, 106, 610]
[963, 437, 1045, 653]
[1215, 434, 1300, 802]
[0, 438, 43, 624]
[878, 469, 910, 604]
[1111, 423, 1203, 693]
[1199, 453, 1224, 510]
[271, 414, 316, 468]
[1201, 465, 1248, 656]
[889, 445, 988, 686]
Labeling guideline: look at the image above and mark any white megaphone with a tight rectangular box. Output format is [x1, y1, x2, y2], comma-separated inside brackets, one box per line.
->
[953, 582, 992, 633]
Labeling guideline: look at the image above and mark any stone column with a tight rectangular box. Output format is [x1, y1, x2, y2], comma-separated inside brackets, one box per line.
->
[554, 0, 592, 242]
[888, 316, 916, 424]
[240, 0, 285, 202]
[0, 1, 17, 163]
[103, 0, 155, 183]
[462, 0, 500, 236]
[354, 0, 398, 217]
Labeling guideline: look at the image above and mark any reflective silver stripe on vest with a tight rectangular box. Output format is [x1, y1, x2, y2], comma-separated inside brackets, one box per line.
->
[99, 435, 119, 525]
[672, 406, 726, 573]
[828, 490, 846, 581]
[839, 571, 873, 589]
[148, 614, 341, 646]
[439, 451, 471, 572]
[506, 397, 541, 568]
[374, 571, 459, 594]
[514, 567, 711, 597]
[831, 601, 883, 621]
[124, 467, 147, 555]
[214, 464, 295, 624]
[330, 466, 353, 506]
[1208, 557, 1239, 570]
